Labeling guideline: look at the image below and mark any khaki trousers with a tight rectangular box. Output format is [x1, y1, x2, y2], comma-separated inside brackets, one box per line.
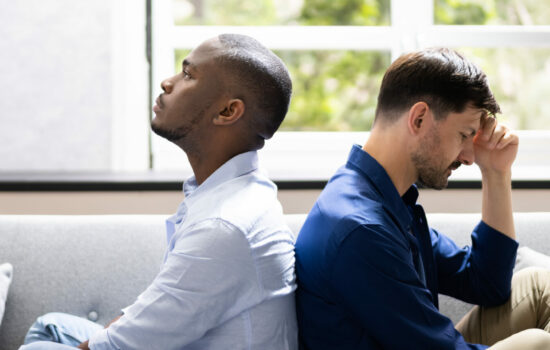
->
[456, 267, 550, 349]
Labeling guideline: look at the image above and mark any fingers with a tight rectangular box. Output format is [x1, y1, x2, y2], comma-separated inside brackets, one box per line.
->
[479, 115, 496, 142]
[476, 117, 518, 150]
[496, 130, 519, 149]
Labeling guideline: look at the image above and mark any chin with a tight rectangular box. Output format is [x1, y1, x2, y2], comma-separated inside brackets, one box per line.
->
[416, 176, 448, 191]
[433, 178, 449, 190]
[150, 116, 160, 128]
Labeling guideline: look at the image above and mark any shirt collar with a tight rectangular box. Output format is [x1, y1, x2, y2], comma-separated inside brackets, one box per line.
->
[183, 150, 259, 199]
[166, 150, 259, 246]
[346, 144, 415, 232]
[402, 185, 420, 206]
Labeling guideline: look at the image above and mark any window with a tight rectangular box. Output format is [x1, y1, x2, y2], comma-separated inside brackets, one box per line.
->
[152, 0, 550, 181]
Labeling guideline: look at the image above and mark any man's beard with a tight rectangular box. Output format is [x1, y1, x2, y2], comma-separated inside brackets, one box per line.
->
[151, 122, 190, 142]
[411, 130, 461, 190]
[150, 108, 205, 144]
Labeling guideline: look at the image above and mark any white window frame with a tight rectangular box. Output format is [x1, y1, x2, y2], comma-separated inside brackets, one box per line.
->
[151, 0, 550, 181]
[110, 0, 151, 171]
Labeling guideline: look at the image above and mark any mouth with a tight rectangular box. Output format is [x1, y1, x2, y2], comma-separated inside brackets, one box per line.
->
[447, 161, 462, 176]
[449, 161, 461, 171]
[153, 96, 162, 114]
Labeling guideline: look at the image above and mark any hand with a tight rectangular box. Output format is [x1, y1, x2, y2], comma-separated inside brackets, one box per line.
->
[105, 315, 122, 328]
[77, 340, 90, 350]
[473, 116, 519, 175]
[75, 315, 120, 350]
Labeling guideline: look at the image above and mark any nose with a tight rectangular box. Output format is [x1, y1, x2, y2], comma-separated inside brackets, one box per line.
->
[160, 77, 174, 93]
[458, 140, 475, 165]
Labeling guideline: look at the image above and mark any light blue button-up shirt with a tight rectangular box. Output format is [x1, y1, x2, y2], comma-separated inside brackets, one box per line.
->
[89, 151, 298, 350]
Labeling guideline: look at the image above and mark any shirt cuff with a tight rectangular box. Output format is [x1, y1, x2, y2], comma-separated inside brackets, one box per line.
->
[473, 220, 519, 270]
[88, 328, 117, 350]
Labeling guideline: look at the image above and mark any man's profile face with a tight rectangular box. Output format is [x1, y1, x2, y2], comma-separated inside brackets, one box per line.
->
[151, 38, 225, 145]
[411, 106, 483, 190]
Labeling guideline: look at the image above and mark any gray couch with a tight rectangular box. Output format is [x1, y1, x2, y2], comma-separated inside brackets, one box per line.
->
[1, 213, 550, 350]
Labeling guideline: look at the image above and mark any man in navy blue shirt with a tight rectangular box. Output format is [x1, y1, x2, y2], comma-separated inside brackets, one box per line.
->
[295, 48, 550, 349]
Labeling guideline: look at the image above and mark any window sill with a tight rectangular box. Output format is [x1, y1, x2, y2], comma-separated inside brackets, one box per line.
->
[1, 172, 550, 191]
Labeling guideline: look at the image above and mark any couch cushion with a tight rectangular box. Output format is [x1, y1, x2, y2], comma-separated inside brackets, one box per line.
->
[285, 214, 307, 241]
[0, 215, 166, 350]
[515, 246, 550, 272]
[0, 263, 13, 326]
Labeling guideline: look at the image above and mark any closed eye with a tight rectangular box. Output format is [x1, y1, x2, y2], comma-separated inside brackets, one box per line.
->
[181, 58, 195, 80]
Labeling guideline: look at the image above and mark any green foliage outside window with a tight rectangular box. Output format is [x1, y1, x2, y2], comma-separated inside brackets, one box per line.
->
[299, 0, 390, 26]
[173, 0, 390, 26]
[174, 0, 390, 131]
[275, 50, 389, 131]
[434, 0, 550, 25]
[173, 0, 550, 130]
[435, 0, 550, 129]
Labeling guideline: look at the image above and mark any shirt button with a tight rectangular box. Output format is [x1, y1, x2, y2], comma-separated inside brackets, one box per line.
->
[88, 311, 99, 322]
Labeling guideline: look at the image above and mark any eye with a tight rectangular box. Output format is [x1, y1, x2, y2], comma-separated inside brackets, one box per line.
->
[460, 133, 467, 141]
[182, 69, 191, 79]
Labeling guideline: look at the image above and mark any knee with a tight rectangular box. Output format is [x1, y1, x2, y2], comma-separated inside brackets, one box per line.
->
[19, 340, 63, 350]
[514, 266, 550, 288]
[515, 266, 549, 276]
[19, 342, 40, 350]
[519, 329, 550, 350]
[31, 312, 68, 330]
[24, 312, 71, 344]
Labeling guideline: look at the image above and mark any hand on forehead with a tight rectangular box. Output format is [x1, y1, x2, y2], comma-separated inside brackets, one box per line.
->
[477, 112, 497, 139]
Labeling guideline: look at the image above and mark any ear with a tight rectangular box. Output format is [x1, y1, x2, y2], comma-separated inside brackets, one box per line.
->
[406, 101, 431, 136]
[213, 99, 245, 126]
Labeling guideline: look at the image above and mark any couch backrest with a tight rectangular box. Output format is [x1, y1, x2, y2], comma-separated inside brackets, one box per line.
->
[1, 212, 549, 350]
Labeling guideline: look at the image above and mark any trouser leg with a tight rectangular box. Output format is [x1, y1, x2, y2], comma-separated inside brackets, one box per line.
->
[21, 312, 103, 347]
[456, 267, 550, 347]
[19, 341, 80, 350]
[488, 329, 550, 350]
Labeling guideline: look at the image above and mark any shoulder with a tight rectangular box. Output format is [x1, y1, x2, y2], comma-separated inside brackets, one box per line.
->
[186, 170, 289, 235]
[218, 172, 292, 240]
[177, 170, 294, 258]
[336, 221, 410, 257]
[298, 193, 402, 250]
[296, 201, 408, 276]
[173, 218, 252, 258]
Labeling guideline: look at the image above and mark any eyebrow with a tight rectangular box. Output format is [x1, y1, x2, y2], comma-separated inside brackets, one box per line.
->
[182, 59, 197, 71]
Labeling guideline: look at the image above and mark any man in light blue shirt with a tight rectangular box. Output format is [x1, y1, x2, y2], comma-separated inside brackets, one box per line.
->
[20, 34, 297, 350]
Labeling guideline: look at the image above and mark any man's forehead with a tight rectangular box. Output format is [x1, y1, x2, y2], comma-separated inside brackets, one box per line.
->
[444, 106, 485, 131]
[465, 109, 489, 135]
[187, 37, 224, 66]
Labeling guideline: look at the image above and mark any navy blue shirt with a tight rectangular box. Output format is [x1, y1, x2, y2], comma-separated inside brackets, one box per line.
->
[295, 145, 519, 350]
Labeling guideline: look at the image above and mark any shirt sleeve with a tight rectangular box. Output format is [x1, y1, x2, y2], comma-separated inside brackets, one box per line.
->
[433, 220, 519, 306]
[330, 224, 487, 350]
[89, 219, 263, 350]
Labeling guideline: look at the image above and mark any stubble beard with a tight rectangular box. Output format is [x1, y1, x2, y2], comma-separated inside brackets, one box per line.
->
[411, 130, 453, 191]
[150, 108, 206, 154]
[151, 122, 187, 141]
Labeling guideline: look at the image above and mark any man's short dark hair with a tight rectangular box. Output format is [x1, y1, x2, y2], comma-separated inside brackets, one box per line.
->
[374, 48, 500, 124]
[217, 34, 292, 147]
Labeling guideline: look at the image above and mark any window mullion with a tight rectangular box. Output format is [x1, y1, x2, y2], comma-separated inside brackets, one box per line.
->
[421, 25, 550, 48]
[390, 0, 433, 60]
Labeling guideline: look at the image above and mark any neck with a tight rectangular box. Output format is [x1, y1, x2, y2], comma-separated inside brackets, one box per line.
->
[184, 135, 249, 185]
[362, 124, 417, 196]
[186, 153, 224, 185]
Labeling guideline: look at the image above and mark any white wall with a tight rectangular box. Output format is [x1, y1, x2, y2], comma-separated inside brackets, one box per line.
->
[0, 0, 149, 171]
[1, 189, 549, 215]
